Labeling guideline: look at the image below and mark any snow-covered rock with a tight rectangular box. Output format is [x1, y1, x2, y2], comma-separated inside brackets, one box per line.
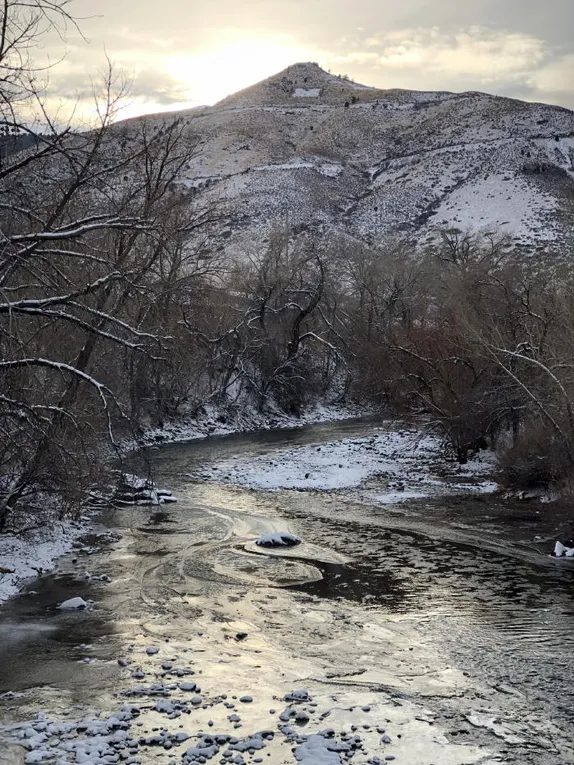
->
[57, 597, 90, 610]
[553, 540, 574, 557]
[256, 532, 301, 548]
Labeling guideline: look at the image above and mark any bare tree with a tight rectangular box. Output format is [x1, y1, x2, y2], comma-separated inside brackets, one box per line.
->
[229, 231, 339, 414]
[0, 3, 214, 530]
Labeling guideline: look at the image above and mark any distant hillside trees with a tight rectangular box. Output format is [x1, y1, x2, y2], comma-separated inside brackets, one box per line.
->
[341, 231, 574, 487]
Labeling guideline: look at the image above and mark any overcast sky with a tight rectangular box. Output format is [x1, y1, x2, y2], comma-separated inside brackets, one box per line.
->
[44, 0, 574, 120]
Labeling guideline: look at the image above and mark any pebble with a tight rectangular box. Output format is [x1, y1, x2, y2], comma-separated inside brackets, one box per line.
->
[6, 648, 406, 765]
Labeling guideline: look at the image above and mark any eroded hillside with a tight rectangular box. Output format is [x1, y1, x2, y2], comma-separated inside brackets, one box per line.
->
[120, 61, 574, 252]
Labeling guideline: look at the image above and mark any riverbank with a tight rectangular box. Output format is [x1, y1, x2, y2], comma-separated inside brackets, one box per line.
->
[0, 405, 368, 607]
[0, 521, 92, 606]
[139, 402, 371, 445]
[184, 422, 498, 501]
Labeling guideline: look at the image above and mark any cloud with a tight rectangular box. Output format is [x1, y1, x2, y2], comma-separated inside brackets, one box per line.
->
[530, 53, 574, 95]
[51, 66, 190, 105]
[32, 8, 574, 119]
[324, 26, 574, 108]
[332, 27, 549, 84]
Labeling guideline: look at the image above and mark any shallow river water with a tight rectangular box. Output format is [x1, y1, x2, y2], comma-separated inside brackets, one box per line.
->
[1, 419, 574, 765]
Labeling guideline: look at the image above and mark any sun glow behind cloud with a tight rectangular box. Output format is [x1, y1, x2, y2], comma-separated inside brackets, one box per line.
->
[40, 15, 574, 125]
[164, 37, 317, 105]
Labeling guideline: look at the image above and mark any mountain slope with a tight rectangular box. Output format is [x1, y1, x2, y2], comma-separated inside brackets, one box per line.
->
[125, 62, 574, 253]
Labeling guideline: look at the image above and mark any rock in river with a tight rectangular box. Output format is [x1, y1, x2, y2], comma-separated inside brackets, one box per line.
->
[256, 532, 301, 548]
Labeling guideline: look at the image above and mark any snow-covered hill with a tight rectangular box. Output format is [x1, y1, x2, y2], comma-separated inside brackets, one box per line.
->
[124, 62, 574, 253]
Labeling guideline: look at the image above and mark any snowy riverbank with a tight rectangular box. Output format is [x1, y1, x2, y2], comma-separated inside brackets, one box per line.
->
[140, 402, 371, 445]
[0, 405, 367, 606]
[0, 521, 92, 605]
[185, 424, 498, 502]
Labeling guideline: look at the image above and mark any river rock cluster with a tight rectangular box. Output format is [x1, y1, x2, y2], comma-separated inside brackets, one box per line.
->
[1, 645, 400, 765]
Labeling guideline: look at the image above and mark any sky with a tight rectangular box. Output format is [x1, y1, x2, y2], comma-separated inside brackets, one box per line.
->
[39, 0, 574, 122]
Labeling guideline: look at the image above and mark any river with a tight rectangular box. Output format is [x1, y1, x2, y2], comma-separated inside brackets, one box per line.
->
[0, 419, 573, 764]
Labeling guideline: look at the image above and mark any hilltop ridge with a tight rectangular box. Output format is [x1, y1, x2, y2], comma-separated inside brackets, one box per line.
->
[216, 61, 380, 108]
[119, 62, 574, 254]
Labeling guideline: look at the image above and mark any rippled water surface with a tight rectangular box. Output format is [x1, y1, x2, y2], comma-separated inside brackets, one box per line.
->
[1, 418, 574, 763]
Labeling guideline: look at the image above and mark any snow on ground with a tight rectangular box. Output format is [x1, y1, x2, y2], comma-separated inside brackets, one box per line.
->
[141, 402, 369, 446]
[188, 425, 497, 501]
[254, 160, 314, 171]
[0, 520, 91, 605]
[254, 158, 345, 180]
[292, 88, 321, 97]
[318, 162, 343, 178]
[427, 172, 557, 240]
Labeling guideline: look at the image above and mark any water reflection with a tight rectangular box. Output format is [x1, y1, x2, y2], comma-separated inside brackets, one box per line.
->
[0, 573, 116, 693]
[289, 561, 408, 610]
[287, 514, 574, 638]
[2, 417, 574, 759]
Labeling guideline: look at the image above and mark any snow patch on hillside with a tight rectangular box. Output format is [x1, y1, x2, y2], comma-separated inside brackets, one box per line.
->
[293, 88, 321, 98]
[318, 163, 343, 178]
[254, 160, 314, 172]
[537, 135, 574, 180]
[428, 172, 557, 239]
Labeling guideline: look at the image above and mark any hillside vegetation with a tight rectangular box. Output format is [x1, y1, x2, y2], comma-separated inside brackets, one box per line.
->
[130, 61, 574, 257]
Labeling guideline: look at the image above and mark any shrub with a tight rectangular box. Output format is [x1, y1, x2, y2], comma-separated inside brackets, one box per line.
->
[497, 422, 572, 489]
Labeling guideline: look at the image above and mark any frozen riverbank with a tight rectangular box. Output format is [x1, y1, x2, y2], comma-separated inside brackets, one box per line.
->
[0, 406, 367, 606]
[0, 521, 92, 606]
[185, 423, 498, 502]
[140, 403, 371, 445]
